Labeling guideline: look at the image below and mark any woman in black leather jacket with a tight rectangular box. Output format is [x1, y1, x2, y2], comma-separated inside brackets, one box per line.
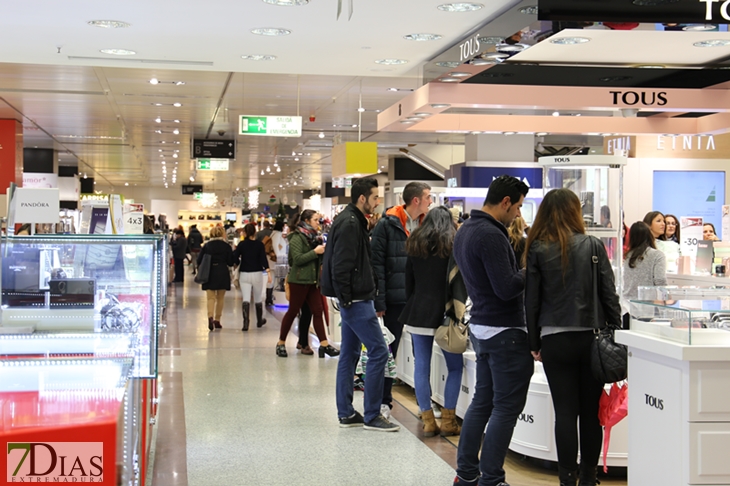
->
[524, 189, 621, 486]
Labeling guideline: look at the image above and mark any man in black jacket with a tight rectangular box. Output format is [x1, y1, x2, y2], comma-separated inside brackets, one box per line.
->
[321, 177, 399, 432]
[370, 181, 431, 417]
[187, 225, 203, 275]
[452, 175, 532, 486]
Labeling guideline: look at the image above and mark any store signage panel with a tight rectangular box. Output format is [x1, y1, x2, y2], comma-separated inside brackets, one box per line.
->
[538, 0, 721, 23]
[239, 115, 302, 137]
[196, 158, 229, 171]
[22, 172, 58, 188]
[182, 184, 203, 195]
[192, 139, 235, 159]
[458, 167, 543, 189]
[12, 188, 60, 224]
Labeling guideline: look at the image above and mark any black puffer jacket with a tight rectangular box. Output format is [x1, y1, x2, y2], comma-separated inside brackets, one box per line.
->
[370, 215, 408, 312]
[320, 203, 376, 307]
[525, 234, 622, 352]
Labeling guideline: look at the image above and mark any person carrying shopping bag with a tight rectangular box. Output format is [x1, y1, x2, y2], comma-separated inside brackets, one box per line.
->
[399, 206, 463, 437]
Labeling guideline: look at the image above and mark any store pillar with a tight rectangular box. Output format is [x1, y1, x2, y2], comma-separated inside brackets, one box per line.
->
[0, 119, 23, 194]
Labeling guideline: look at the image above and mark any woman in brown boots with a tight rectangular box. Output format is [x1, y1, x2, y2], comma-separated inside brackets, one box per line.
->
[399, 206, 464, 437]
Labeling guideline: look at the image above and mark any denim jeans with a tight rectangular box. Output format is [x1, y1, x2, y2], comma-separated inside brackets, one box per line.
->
[336, 300, 388, 423]
[411, 333, 463, 412]
[456, 328, 534, 486]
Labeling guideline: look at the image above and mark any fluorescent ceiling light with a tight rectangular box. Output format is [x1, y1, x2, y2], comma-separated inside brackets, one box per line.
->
[414, 112, 431, 116]
[403, 33, 442, 41]
[550, 37, 591, 45]
[375, 59, 408, 65]
[448, 72, 471, 77]
[262, 0, 309, 5]
[251, 28, 292, 36]
[435, 61, 461, 68]
[100, 48, 136, 55]
[241, 54, 277, 61]
[693, 39, 730, 47]
[437, 3, 484, 12]
[88, 20, 130, 29]
[484, 52, 509, 60]
[470, 58, 495, 66]
[496, 43, 529, 52]
[430, 103, 451, 108]
[405, 116, 423, 121]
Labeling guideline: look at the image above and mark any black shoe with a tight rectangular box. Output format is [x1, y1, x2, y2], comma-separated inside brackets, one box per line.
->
[276, 344, 287, 357]
[453, 476, 479, 486]
[213, 320, 222, 330]
[318, 345, 340, 358]
[363, 415, 400, 432]
[338, 411, 364, 428]
[208, 317, 214, 331]
[255, 303, 267, 327]
[265, 288, 274, 306]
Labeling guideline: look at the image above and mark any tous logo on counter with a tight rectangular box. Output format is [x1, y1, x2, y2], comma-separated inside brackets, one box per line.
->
[645, 394, 664, 410]
[518, 413, 535, 424]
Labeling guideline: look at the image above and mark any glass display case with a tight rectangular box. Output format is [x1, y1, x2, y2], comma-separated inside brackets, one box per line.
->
[0, 357, 137, 485]
[539, 155, 627, 288]
[630, 297, 730, 345]
[0, 234, 165, 378]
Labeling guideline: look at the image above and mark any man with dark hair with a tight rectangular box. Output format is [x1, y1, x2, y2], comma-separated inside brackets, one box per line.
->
[187, 224, 203, 275]
[453, 175, 532, 486]
[255, 220, 272, 241]
[321, 177, 399, 432]
[371, 181, 431, 418]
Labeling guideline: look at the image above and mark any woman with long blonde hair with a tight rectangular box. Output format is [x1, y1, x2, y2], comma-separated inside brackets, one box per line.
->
[524, 189, 621, 486]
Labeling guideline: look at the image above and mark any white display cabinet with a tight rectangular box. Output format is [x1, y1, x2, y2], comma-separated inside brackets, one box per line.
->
[618, 298, 730, 486]
[395, 330, 415, 387]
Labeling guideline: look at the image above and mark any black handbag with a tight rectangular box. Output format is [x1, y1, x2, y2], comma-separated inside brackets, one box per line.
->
[194, 253, 211, 284]
[589, 238, 628, 383]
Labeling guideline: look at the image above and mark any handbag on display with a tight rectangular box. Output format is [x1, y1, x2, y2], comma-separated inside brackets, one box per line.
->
[194, 253, 212, 284]
[588, 238, 628, 383]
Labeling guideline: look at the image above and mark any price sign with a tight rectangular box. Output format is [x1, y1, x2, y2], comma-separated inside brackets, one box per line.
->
[680, 216, 704, 258]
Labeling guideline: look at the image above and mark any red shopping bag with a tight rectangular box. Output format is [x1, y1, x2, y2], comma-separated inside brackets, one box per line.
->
[598, 382, 628, 473]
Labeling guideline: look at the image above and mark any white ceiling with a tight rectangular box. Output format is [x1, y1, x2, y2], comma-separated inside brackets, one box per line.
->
[0, 0, 513, 195]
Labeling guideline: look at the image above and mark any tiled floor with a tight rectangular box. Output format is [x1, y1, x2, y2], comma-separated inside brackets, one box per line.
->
[150, 275, 628, 486]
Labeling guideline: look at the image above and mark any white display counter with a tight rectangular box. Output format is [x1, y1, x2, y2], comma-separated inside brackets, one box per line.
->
[617, 299, 730, 486]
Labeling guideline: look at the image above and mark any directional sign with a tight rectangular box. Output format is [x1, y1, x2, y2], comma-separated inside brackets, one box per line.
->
[192, 139, 235, 159]
[196, 158, 230, 171]
[182, 184, 203, 195]
[239, 116, 302, 137]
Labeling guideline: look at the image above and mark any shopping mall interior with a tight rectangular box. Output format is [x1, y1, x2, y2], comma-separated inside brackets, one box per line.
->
[4, 1, 730, 485]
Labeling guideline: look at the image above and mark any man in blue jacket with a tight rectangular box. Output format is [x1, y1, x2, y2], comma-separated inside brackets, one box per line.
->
[321, 177, 400, 432]
[452, 175, 532, 486]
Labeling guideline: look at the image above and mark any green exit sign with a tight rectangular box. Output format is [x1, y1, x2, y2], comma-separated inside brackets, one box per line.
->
[196, 158, 229, 171]
[239, 115, 302, 137]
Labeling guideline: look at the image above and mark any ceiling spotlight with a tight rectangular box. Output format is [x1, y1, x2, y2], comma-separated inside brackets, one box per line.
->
[83, 173, 87, 179]
[550, 36, 591, 45]
[294, 157, 299, 161]
[155, 117, 161, 123]
[375, 59, 409, 65]
[190, 176, 195, 182]
[277, 166, 281, 172]
[100, 48, 136, 55]
[403, 33, 443, 41]
[357, 107, 365, 112]
[173, 129, 180, 135]
[241, 54, 278, 61]
[437, 3, 484, 12]
[155, 129, 162, 134]
[552, 111, 560, 117]
[173, 102, 182, 107]
[173, 119, 180, 123]
[352, 124, 358, 128]
[175, 81, 185, 85]
[430, 104, 451, 109]
[261, 169, 265, 175]
[172, 153, 178, 158]
[124, 182, 129, 186]
[693, 39, 730, 47]
[88, 20, 131, 29]
[251, 27, 292, 36]
[435, 61, 461, 68]
[149, 78, 159, 85]
[440, 77, 460, 82]
[266, 166, 271, 172]
[318, 131, 325, 138]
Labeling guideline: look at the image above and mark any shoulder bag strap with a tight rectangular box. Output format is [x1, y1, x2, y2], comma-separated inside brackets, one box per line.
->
[591, 237, 601, 330]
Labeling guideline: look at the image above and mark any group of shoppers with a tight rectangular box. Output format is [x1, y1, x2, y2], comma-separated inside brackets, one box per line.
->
[643, 210, 720, 243]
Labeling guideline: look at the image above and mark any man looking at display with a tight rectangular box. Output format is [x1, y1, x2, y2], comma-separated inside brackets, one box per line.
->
[320, 177, 399, 432]
[371, 181, 431, 418]
[452, 175, 533, 486]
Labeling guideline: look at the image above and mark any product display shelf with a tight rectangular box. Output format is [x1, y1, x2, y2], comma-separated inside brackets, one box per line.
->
[618, 297, 730, 486]
[0, 357, 137, 485]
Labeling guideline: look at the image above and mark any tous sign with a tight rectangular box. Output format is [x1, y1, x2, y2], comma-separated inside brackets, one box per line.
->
[701, 0, 730, 21]
[459, 34, 481, 61]
[610, 90, 668, 106]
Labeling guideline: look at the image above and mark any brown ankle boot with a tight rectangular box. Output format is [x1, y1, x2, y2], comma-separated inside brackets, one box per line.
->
[439, 408, 461, 437]
[421, 409, 440, 437]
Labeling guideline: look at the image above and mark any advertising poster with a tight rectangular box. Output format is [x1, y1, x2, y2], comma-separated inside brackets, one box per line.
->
[653, 171, 725, 239]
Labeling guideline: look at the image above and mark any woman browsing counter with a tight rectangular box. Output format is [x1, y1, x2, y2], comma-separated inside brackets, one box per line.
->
[622, 222, 668, 328]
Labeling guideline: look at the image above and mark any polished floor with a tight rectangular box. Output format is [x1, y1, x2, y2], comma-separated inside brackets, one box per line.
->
[150, 274, 627, 486]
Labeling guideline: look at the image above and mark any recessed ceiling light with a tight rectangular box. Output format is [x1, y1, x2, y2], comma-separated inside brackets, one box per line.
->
[88, 20, 130, 29]
[262, 0, 309, 5]
[175, 81, 185, 85]
[241, 54, 277, 61]
[552, 111, 560, 117]
[400, 120, 416, 124]
[519, 5, 538, 14]
[503, 131, 516, 135]
[436, 61, 461, 68]
[683, 24, 717, 31]
[478, 36, 505, 44]
[430, 103, 451, 108]
[536, 132, 548, 136]
[149, 78, 159, 85]
[405, 116, 423, 121]
[496, 43, 529, 52]
[550, 37, 591, 45]
[437, 3, 484, 12]
[173, 119, 180, 123]
[414, 112, 431, 116]
[318, 131, 325, 138]
[357, 107, 365, 112]
[403, 33, 443, 41]
[251, 27, 292, 36]
[155, 117, 161, 123]
[124, 182, 129, 186]
[173, 102, 182, 107]
[100, 48, 136, 55]
[173, 129, 180, 135]
[448, 72, 471, 77]
[694, 39, 730, 47]
[375, 59, 409, 65]
[484, 52, 509, 60]
[470, 58, 495, 66]
[440, 77, 461, 82]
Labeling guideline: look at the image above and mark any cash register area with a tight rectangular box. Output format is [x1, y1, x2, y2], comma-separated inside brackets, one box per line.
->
[149, 278, 629, 486]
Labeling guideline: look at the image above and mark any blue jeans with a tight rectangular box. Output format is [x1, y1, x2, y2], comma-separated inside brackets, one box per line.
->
[411, 333, 463, 412]
[456, 328, 533, 486]
[336, 301, 388, 423]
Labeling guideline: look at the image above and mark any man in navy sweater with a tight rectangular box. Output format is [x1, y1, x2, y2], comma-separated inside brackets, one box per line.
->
[452, 175, 533, 486]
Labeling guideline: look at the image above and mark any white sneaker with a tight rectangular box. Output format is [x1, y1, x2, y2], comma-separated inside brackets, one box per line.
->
[380, 404, 391, 420]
